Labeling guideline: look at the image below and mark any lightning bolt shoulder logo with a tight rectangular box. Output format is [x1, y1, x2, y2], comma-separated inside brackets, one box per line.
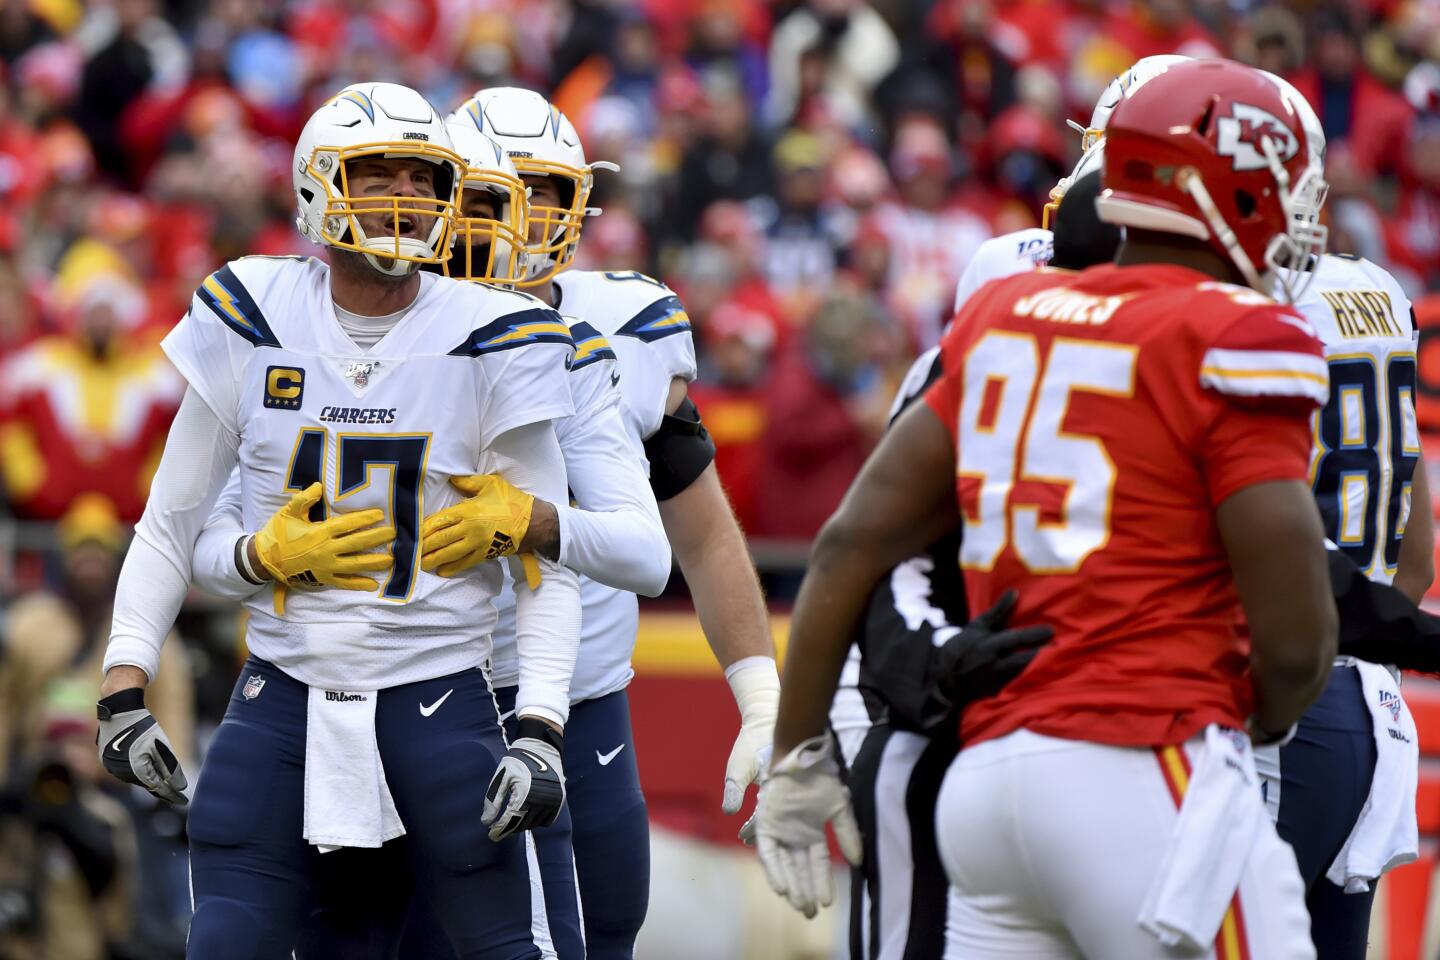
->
[197, 265, 281, 348]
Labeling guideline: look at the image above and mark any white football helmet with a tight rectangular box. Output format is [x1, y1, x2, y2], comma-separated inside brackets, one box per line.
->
[1263, 70, 1328, 221]
[443, 118, 529, 284]
[1042, 143, 1105, 229]
[454, 87, 618, 286]
[293, 82, 464, 277]
[1045, 54, 1194, 228]
[1070, 54, 1196, 153]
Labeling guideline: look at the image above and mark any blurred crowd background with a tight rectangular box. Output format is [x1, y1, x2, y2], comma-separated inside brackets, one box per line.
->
[0, 0, 1438, 956]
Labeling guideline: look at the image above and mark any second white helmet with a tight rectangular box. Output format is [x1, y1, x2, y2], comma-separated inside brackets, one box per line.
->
[453, 87, 618, 286]
[1071, 54, 1195, 154]
[444, 118, 530, 284]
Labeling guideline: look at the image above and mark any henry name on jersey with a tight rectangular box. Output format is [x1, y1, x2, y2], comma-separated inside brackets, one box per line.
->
[1286, 253, 1418, 585]
[164, 254, 575, 689]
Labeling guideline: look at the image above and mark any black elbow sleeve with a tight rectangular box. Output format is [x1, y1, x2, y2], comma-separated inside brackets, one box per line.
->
[643, 396, 716, 500]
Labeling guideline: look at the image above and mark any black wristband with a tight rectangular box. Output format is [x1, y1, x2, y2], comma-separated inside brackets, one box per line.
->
[515, 716, 564, 751]
[97, 687, 146, 719]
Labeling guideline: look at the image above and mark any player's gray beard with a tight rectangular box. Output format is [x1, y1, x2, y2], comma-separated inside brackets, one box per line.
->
[331, 247, 418, 287]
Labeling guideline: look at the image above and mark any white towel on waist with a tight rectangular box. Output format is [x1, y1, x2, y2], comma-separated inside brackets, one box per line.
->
[303, 686, 404, 852]
[1326, 660, 1418, 893]
[1138, 725, 1264, 953]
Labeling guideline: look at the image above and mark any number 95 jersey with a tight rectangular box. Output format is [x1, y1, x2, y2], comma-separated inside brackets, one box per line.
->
[925, 263, 1327, 750]
[1285, 254, 1418, 585]
[161, 256, 574, 691]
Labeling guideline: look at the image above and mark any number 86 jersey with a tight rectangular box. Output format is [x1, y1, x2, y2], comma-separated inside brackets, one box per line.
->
[924, 263, 1328, 751]
[1286, 254, 1419, 585]
[161, 256, 575, 691]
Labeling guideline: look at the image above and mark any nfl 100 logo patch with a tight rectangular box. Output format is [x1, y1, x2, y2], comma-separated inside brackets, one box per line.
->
[1379, 688, 1402, 723]
[243, 675, 266, 700]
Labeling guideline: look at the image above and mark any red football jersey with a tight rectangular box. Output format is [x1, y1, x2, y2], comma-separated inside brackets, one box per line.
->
[925, 263, 1328, 748]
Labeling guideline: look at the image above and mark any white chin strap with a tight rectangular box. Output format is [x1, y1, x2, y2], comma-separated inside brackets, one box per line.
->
[351, 221, 441, 278]
[361, 249, 423, 277]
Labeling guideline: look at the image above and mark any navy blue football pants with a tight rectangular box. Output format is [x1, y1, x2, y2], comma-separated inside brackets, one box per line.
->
[296, 687, 650, 960]
[1258, 663, 1379, 960]
[186, 657, 541, 960]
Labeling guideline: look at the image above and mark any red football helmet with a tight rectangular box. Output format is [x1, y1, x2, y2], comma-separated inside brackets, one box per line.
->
[1096, 59, 1327, 302]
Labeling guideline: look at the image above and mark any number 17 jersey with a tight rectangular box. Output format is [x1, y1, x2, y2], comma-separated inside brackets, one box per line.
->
[925, 263, 1328, 750]
[162, 256, 574, 691]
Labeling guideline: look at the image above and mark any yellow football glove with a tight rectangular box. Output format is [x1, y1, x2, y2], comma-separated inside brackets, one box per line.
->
[254, 483, 394, 615]
[420, 475, 538, 583]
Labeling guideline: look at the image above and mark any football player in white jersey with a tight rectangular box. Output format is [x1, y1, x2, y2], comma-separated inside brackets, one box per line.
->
[1255, 74, 1431, 960]
[446, 86, 781, 957]
[187, 122, 679, 959]
[94, 82, 590, 960]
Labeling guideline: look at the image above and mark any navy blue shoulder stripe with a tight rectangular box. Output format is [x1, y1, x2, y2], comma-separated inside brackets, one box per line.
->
[449, 308, 575, 357]
[197, 266, 280, 348]
[569, 320, 618, 371]
[616, 295, 691, 343]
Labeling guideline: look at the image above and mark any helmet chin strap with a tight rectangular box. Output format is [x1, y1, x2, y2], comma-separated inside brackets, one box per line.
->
[361, 250, 420, 277]
[1178, 167, 1267, 295]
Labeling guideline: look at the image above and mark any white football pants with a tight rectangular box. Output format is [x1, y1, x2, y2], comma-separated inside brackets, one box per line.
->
[935, 728, 1316, 959]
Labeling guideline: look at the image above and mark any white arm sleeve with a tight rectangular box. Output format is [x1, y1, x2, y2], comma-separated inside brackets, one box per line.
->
[190, 468, 267, 601]
[104, 387, 240, 679]
[554, 385, 672, 597]
[490, 419, 581, 728]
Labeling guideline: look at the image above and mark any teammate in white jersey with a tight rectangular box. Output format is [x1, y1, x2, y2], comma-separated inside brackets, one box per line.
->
[446, 86, 780, 958]
[189, 122, 680, 960]
[1253, 73, 1432, 960]
[95, 82, 587, 960]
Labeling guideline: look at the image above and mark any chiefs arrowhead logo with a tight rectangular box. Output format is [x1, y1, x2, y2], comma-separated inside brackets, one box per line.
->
[1216, 104, 1299, 172]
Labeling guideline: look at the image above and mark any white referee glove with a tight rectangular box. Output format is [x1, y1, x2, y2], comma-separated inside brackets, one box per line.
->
[96, 688, 190, 805]
[723, 657, 780, 816]
[754, 732, 863, 919]
[482, 717, 566, 842]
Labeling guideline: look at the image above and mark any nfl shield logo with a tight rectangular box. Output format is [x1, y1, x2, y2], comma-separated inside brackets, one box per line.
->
[345, 360, 379, 388]
[243, 675, 266, 700]
[1379, 689, 1401, 723]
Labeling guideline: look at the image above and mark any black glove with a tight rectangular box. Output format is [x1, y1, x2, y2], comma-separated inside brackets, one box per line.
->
[1328, 548, 1440, 673]
[481, 717, 566, 841]
[96, 688, 189, 805]
[933, 591, 1053, 709]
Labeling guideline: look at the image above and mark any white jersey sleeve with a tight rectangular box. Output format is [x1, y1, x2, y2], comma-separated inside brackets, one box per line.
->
[104, 387, 239, 679]
[486, 419, 581, 726]
[555, 271, 697, 442]
[952, 228, 1053, 314]
[553, 322, 671, 596]
[448, 289, 577, 448]
[161, 264, 274, 432]
[190, 468, 264, 601]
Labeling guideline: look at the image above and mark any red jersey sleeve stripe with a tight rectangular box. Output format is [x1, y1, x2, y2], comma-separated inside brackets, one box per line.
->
[1199, 348, 1330, 403]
